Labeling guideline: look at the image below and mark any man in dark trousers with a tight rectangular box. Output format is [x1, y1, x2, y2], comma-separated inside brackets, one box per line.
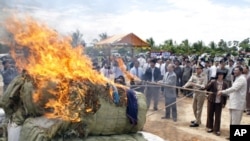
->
[144, 58, 162, 110]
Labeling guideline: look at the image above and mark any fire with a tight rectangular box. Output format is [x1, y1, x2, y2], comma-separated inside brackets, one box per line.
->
[116, 58, 141, 82]
[5, 17, 117, 122]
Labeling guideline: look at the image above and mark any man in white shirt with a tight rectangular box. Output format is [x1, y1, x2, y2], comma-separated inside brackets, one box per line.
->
[130, 60, 143, 79]
[161, 59, 171, 76]
[155, 59, 165, 77]
[208, 61, 218, 80]
[137, 55, 146, 68]
[100, 64, 112, 79]
[142, 58, 151, 75]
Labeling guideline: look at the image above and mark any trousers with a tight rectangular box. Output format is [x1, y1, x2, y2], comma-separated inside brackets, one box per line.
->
[165, 97, 177, 120]
[193, 92, 206, 124]
[145, 87, 160, 109]
[229, 109, 243, 125]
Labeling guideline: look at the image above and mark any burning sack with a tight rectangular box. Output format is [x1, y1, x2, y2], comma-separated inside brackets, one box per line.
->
[0, 73, 147, 141]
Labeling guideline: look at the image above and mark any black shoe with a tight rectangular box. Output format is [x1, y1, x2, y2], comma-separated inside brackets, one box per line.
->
[215, 132, 220, 136]
[189, 123, 199, 127]
[190, 120, 196, 124]
[207, 129, 213, 133]
[161, 116, 170, 119]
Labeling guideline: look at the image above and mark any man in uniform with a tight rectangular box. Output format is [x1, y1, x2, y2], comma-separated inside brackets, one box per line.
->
[183, 63, 208, 127]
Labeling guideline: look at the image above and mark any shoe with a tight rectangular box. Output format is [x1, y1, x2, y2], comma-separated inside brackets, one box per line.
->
[189, 123, 199, 127]
[215, 132, 220, 136]
[153, 107, 158, 111]
[190, 120, 196, 124]
[161, 116, 170, 119]
[207, 129, 213, 133]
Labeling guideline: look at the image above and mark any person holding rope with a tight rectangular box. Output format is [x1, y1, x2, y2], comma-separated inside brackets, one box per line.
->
[183, 63, 208, 127]
[160, 63, 177, 122]
[205, 70, 228, 136]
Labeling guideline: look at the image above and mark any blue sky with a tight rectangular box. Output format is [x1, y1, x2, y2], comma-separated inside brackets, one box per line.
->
[1, 0, 250, 45]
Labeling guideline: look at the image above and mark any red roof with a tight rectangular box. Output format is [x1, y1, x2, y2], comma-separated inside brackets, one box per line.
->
[95, 33, 150, 48]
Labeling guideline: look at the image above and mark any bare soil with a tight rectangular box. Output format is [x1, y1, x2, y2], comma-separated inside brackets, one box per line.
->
[143, 93, 250, 141]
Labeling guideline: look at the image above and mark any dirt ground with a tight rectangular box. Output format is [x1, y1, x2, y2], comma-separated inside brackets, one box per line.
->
[143, 93, 250, 141]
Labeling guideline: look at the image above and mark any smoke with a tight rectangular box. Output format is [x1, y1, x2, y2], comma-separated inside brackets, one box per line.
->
[0, 1, 10, 43]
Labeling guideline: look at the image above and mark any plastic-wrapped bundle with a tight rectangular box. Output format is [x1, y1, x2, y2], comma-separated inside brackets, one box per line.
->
[0, 74, 147, 141]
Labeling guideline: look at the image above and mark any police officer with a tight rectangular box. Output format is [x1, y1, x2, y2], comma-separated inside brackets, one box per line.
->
[183, 63, 208, 127]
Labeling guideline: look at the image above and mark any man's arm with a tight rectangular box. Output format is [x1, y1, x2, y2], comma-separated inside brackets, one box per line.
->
[221, 77, 245, 94]
[183, 75, 193, 88]
[164, 74, 176, 86]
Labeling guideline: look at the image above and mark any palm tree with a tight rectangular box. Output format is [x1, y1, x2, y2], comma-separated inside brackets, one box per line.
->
[218, 39, 228, 52]
[99, 33, 108, 41]
[146, 37, 155, 47]
[71, 29, 85, 48]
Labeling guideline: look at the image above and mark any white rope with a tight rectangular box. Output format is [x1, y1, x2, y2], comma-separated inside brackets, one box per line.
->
[146, 92, 194, 117]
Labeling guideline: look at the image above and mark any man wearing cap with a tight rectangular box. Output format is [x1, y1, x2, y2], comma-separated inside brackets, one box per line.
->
[183, 63, 208, 127]
[144, 58, 161, 110]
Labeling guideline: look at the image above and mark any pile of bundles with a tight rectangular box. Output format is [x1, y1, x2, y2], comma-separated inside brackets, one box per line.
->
[0, 72, 147, 141]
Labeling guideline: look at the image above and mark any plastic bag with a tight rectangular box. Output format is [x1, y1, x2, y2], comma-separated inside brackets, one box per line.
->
[7, 122, 22, 141]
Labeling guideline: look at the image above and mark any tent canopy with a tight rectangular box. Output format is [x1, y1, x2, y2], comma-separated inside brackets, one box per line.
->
[95, 33, 150, 48]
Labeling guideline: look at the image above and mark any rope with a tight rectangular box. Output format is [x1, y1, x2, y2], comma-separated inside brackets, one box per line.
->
[146, 92, 195, 117]
[130, 81, 212, 94]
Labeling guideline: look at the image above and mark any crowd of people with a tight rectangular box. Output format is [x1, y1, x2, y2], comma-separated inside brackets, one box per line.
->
[1, 52, 250, 140]
[94, 53, 250, 139]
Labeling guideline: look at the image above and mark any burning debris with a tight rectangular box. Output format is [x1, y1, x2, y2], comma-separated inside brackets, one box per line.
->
[0, 17, 148, 141]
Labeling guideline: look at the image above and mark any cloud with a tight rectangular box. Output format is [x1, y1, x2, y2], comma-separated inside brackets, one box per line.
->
[1, 0, 250, 46]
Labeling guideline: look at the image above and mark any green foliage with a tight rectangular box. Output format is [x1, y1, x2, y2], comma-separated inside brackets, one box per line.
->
[71, 29, 85, 48]
[149, 38, 250, 56]
[146, 37, 155, 47]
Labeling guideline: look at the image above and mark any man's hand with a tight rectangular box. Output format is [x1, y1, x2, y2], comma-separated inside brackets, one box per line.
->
[157, 80, 163, 83]
[217, 91, 222, 96]
[191, 82, 196, 87]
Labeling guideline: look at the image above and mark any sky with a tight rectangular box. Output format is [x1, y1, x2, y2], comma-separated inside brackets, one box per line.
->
[0, 0, 250, 46]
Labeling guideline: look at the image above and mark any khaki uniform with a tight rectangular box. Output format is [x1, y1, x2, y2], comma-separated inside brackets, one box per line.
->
[184, 72, 208, 124]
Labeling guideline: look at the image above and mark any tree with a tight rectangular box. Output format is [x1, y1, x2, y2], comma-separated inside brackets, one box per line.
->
[99, 33, 108, 41]
[217, 39, 228, 52]
[146, 37, 155, 47]
[239, 38, 250, 52]
[192, 40, 205, 55]
[71, 29, 85, 48]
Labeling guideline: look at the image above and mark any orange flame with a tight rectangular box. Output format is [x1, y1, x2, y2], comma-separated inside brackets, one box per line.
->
[116, 58, 141, 82]
[5, 17, 118, 122]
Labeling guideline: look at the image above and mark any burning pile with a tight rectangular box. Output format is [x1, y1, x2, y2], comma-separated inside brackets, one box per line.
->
[0, 17, 147, 141]
[3, 17, 130, 121]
